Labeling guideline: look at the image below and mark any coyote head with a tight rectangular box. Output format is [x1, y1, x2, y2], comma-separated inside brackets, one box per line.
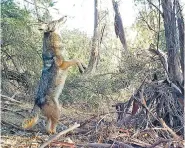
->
[39, 16, 67, 33]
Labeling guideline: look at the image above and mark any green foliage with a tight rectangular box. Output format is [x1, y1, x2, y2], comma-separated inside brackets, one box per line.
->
[1, 0, 42, 87]
[131, 10, 166, 51]
[62, 29, 91, 75]
[1, 0, 166, 110]
[1, 0, 29, 19]
[131, 0, 166, 52]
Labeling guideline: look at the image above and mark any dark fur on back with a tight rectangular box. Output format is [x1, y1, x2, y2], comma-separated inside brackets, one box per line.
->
[35, 32, 56, 108]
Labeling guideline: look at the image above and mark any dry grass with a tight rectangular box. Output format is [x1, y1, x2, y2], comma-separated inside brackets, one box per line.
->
[1, 81, 184, 148]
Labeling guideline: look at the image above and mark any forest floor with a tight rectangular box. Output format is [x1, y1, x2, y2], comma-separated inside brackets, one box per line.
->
[1, 93, 184, 148]
[1, 94, 120, 148]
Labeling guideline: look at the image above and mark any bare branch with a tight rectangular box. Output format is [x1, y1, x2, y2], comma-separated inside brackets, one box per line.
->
[39, 123, 80, 148]
[146, 0, 163, 16]
[77, 142, 134, 148]
[1, 94, 22, 104]
[139, 12, 157, 32]
[148, 44, 169, 77]
[159, 118, 182, 140]
[23, 0, 47, 10]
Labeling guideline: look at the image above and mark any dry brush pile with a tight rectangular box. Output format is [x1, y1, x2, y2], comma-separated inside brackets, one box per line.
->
[114, 78, 184, 147]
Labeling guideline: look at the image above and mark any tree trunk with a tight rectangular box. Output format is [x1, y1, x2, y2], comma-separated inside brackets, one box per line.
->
[161, 0, 183, 84]
[112, 0, 128, 51]
[176, 0, 184, 78]
[86, 0, 99, 74]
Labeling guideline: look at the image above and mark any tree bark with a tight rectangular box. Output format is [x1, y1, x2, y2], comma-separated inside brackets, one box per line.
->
[112, 0, 128, 51]
[176, 0, 184, 78]
[161, 0, 183, 84]
[86, 0, 99, 74]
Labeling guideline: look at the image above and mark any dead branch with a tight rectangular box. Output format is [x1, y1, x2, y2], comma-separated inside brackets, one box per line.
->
[78, 142, 134, 148]
[39, 123, 80, 148]
[148, 44, 168, 77]
[159, 118, 182, 140]
[147, 138, 171, 148]
[125, 75, 148, 114]
[139, 12, 156, 32]
[50, 141, 75, 148]
[128, 138, 153, 147]
[1, 94, 22, 104]
[146, 0, 163, 16]
[112, 0, 128, 51]
[33, 0, 42, 22]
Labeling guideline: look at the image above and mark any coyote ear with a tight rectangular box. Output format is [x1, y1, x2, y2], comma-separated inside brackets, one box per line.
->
[57, 16, 67, 24]
[53, 16, 67, 32]
[38, 16, 67, 32]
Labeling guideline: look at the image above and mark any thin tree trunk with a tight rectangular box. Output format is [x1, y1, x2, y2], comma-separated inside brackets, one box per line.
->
[86, 0, 99, 74]
[161, 0, 183, 84]
[176, 0, 184, 78]
[112, 0, 128, 51]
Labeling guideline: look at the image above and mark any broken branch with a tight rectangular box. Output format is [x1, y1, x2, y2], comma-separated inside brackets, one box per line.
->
[39, 123, 80, 148]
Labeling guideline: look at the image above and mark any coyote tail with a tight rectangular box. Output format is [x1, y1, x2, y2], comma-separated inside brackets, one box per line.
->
[22, 105, 40, 129]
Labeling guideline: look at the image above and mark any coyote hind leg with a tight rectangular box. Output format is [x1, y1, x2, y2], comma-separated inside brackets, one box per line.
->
[46, 118, 52, 134]
[50, 117, 58, 134]
[45, 118, 58, 134]
[42, 103, 60, 134]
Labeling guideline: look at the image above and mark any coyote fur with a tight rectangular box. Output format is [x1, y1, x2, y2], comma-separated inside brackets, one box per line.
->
[22, 16, 86, 134]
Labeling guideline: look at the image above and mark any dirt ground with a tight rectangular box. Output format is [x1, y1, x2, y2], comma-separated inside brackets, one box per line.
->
[1, 92, 184, 148]
[1, 94, 120, 148]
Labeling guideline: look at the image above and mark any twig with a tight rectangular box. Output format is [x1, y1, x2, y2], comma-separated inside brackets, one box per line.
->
[39, 123, 80, 148]
[33, 0, 41, 22]
[23, 0, 47, 10]
[139, 12, 156, 32]
[146, 0, 163, 16]
[95, 114, 109, 132]
[1, 94, 22, 104]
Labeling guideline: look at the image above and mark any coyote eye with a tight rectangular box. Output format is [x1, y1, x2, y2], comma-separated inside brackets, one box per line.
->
[38, 24, 48, 31]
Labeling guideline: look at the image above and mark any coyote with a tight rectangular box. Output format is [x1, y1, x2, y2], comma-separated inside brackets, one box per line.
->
[22, 16, 86, 134]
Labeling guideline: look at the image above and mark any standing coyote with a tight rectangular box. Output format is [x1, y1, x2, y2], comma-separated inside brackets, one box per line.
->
[22, 16, 86, 134]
